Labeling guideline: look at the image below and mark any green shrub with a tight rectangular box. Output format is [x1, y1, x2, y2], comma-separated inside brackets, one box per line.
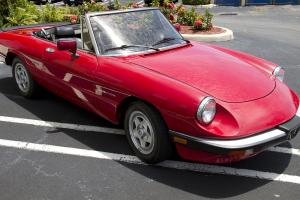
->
[107, 0, 121, 10]
[1, 0, 108, 27]
[4, 0, 40, 27]
[0, 0, 214, 31]
[162, 3, 213, 31]
[64, 5, 81, 16]
[0, 0, 9, 25]
[177, 6, 197, 26]
[39, 4, 65, 23]
[182, 0, 210, 5]
[5, 7, 38, 27]
[204, 7, 213, 29]
[151, 0, 161, 7]
[78, 1, 106, 14]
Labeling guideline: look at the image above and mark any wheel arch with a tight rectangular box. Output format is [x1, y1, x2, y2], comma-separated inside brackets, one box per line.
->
[117, 96, 168, 129]
[5, 51, 19, 66]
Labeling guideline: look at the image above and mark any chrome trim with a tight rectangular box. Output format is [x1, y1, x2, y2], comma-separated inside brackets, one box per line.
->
[84, 15, 100, 56]
[85, 8, 159, 18]
[297, 105, 300, 117]
[99, 43, 188, 57]
[45, 48, 55, 53]
[197, 96, 216, 124]
[272, 66, 283, 76]
[272, 66, 284, 82]
[171, 129, 286, 149]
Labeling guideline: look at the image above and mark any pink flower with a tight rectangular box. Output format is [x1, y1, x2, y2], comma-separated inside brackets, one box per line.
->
[194, 20, 203, 27]
[132, 3, 139, 8]
[169, 13, 175, 21]
[169, 3, 175, 9]
[70, 15, 78, 24]
[174, 23, 181, 31]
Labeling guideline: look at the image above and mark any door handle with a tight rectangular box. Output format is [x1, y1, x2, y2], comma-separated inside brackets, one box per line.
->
[45, 48, 55, 53]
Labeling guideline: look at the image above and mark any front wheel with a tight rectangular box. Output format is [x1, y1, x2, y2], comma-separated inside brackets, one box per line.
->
[124, 102, 173, 164]
[12, 57, 39, 98]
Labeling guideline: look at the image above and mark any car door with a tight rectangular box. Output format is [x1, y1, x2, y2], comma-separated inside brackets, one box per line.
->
[41, 20, 108, 116]
[42, 41, 99, 107]
[42, 18, 123, 122]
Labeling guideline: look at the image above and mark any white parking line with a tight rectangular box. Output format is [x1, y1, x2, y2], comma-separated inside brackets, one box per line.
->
[0, 138, 299, 184]
[269, 146, 300, 156]
[1, 115, 300, 157]
[0, 116, 124, 135]
[297, 106, 300, 117]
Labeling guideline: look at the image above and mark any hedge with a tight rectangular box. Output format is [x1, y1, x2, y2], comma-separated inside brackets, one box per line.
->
[182, 0, 210, 5]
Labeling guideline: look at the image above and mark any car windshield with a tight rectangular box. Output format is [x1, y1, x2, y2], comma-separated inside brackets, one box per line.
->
[90, 9, 186, 56]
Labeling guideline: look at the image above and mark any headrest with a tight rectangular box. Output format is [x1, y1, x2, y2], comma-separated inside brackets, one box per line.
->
[55, 26, 75, 38]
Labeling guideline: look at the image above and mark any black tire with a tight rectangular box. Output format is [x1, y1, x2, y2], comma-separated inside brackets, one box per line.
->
[12, 57, 39, 98]
[124, 102, 173, 164]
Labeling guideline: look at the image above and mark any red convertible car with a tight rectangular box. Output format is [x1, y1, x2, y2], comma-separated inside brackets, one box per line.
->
[0, 8, 299, 164]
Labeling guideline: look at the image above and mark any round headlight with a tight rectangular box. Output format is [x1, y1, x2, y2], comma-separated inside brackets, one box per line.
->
[273, 66, 285, 82]
[196, 97, 216, 125]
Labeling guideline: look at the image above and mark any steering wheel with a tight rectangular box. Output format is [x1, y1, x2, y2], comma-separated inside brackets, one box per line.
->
[41, 28, 49, 39]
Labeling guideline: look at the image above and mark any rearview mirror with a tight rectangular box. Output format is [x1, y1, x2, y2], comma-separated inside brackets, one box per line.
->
[57, 39, 78, 57]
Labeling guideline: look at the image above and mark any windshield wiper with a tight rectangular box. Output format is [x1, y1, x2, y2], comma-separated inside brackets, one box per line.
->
[152, 37, 190, 46]
[105, 44, 160, 52]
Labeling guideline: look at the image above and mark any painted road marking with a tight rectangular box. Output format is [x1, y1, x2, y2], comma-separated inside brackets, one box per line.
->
[0, 138, 299, 184]
[269, 146, 300, 157]
[0, 116, 124, 135]
[0, 116, 300, 156]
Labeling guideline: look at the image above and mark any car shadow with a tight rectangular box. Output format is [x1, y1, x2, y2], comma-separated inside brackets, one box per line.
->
[0, 76, 293, 199]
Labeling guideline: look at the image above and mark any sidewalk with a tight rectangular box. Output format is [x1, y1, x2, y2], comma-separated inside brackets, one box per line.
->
[182, 4, 300, 15]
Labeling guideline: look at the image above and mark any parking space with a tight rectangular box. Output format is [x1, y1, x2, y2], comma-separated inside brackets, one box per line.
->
[1, 5, 300, 200]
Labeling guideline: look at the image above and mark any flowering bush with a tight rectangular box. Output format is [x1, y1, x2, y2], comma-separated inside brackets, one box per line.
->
[0, 0, 213, 32]
[176, 5, 197, 26]
[174, 23, 181, 31]
[158, 2, 213, 31]
[1, 0, 118, 27]
[70, 15, 78, 24]
[193, 20, 202, 30]
[204, 8, 213, 30]
[160, 1, 176, 23]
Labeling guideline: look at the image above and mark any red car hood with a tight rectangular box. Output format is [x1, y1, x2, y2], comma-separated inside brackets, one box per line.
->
[128, 43, 276, 103]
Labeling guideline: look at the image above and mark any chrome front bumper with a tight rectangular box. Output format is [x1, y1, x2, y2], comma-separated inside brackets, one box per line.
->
[170, 110, 300, 154]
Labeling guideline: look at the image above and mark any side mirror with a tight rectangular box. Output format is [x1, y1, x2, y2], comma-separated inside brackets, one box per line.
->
[57, 39, 78, 57]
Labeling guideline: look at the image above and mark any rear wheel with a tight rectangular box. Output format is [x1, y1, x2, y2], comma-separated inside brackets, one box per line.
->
[12, 57, 38, 98]
[124, 102, 173, 164]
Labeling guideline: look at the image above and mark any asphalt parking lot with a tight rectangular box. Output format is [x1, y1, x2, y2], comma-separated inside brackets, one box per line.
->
[0, 5, 300, 200]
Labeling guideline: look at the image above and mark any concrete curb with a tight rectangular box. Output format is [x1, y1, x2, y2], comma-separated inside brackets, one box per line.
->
[181, 26, 234, 42]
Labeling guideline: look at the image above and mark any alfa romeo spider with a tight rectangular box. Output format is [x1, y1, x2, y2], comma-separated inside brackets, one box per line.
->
[0, 8, 299, 163]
